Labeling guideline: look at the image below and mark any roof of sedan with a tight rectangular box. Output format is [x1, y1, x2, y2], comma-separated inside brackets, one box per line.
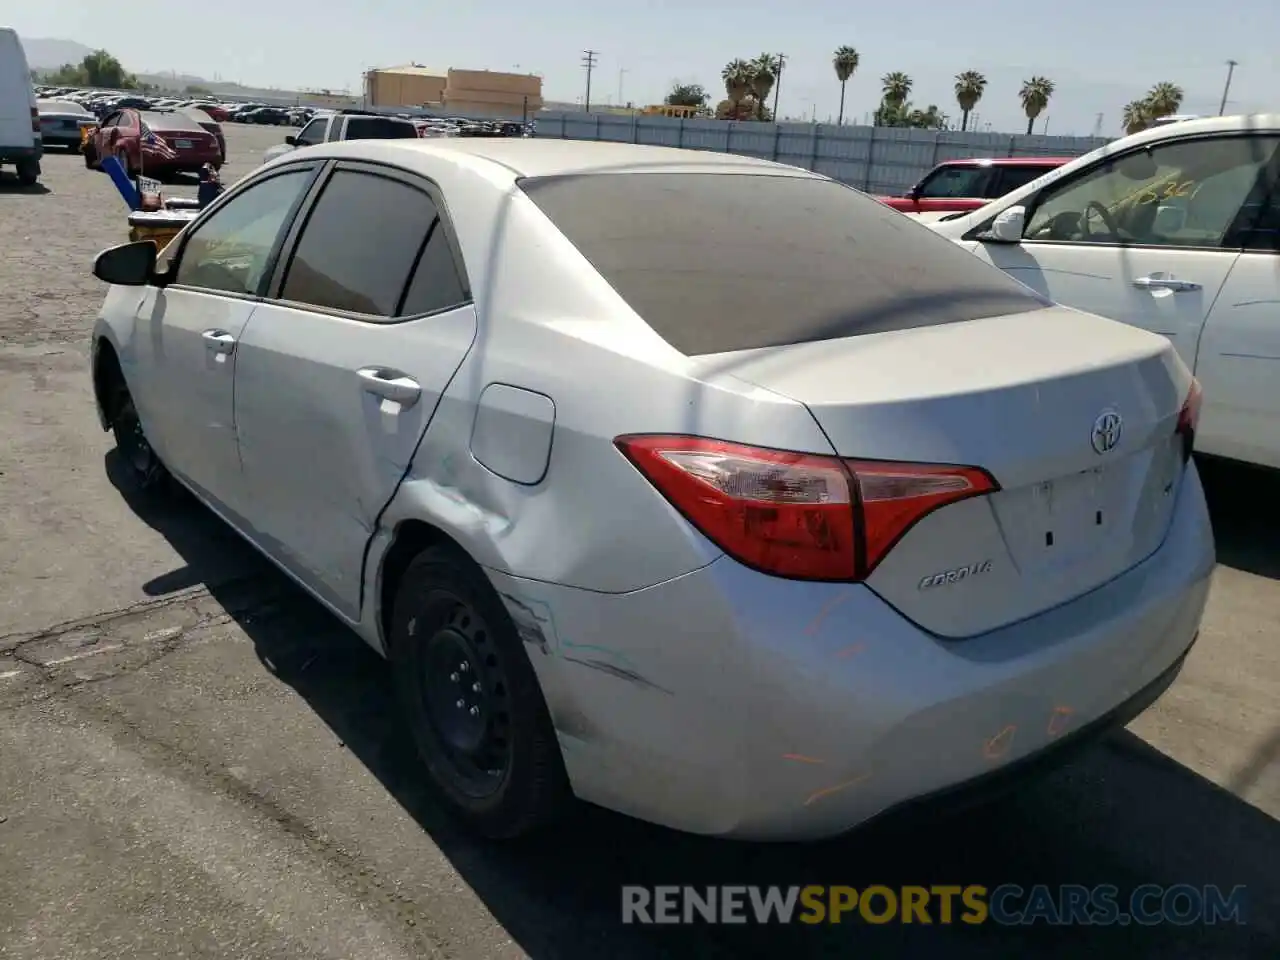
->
[306, 137, 819, 180]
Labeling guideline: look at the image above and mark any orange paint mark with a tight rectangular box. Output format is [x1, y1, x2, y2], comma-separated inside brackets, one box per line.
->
[805, 589, 854, 635]
[833, 642, 866, 660]
[782, 753, 825, 765]
[804, 773, 871, 807]
[1047, 706, 1074, 737]
[983, 725, 1017, 760]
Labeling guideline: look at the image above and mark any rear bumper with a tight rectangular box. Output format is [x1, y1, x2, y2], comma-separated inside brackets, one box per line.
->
[488, 464, 1215, 840]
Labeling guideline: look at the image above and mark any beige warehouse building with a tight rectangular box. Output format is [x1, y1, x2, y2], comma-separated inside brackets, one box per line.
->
[365, 65, 543, 118]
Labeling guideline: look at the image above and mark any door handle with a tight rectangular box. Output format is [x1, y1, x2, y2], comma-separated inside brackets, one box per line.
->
[1131, 276, 1201, 293]
[201, 329, 237, 353]
[357, 367, 421, 408]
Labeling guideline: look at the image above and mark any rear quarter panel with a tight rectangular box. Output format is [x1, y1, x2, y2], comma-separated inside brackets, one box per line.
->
[375, 170, 832, 594]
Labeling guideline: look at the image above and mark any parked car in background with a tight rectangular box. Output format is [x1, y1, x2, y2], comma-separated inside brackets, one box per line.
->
[877, 157, 1071, 219]
[931, 114, 1280, 471]
[177, 106, 227, 166]
[36, 98, 98, 150]
[84, 107, 222, 178]
[261, 111, 418, 165]
[0, 27, 41, 185]
[89, 139, 1211, 842]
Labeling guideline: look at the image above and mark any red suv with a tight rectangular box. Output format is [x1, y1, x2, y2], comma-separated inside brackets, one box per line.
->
[877, 157, 1070, 214]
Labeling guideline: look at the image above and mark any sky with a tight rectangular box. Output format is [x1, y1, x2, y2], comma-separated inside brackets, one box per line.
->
[12, 0, 1279, 136]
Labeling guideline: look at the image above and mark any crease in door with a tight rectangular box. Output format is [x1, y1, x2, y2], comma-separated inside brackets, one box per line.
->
[1189, 252, 1242, 373]
[231, 304, 263, 473]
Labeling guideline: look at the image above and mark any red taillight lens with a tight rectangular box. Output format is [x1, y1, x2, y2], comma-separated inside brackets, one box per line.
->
[848, 461, 997, 574]
[1175, 378, 1202, 462]
[615, 435, 998, 582]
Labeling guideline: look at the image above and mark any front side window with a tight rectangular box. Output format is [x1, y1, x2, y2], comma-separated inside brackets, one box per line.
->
[279, 170, 437, 317]
[174, 169, 314, 295]
[917, 166, 988, 199]
[295, 118, 326, 146]
[1025, 135, 1280, 249]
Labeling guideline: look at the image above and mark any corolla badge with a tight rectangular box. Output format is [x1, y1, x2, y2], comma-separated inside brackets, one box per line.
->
[1091, 410, 1123, 455]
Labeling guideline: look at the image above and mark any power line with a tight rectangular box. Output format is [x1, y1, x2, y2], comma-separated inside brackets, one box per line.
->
[581, 50, 598, 112]
[1219, 60, 1237, 116]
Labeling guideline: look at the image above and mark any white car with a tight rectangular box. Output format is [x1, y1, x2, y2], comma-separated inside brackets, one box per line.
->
[88, 139, 1212, 841]
[931, 115, 1280, 471]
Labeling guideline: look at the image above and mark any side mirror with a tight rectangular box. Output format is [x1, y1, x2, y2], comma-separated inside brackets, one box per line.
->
[987, 205, 1026, 243]
[93, 240, 157, 286]
[906, 184, 922, 200]
[284, 135, 297, 146]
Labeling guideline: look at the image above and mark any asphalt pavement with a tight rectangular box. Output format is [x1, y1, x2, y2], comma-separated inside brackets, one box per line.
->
[0, 125, 1276, 960]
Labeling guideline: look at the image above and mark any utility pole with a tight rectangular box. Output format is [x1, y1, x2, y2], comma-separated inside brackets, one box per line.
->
[1219, 59, 1237, 115]
[581, 50, 598, 112]
[772, 53, 786, 119]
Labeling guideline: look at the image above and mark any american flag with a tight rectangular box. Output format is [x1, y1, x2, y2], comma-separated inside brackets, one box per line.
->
[141, 127, 178, 160]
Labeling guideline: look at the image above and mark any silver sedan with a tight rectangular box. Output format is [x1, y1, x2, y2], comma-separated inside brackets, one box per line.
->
[89, 138, 1214, 840]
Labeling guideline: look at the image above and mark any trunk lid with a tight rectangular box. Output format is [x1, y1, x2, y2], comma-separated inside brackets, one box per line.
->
[698, 305, 1193, 637]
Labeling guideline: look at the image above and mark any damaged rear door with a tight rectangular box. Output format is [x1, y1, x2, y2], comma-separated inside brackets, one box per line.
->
[232, 162, 477, 620]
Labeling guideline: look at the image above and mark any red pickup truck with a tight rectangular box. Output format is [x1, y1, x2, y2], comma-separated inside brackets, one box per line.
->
[877, 157, 1071, 214]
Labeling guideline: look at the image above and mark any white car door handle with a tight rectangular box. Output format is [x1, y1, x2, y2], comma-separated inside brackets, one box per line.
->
[357, 367, 422, 408]
[201, 329, 237, 353]
[1131, 276, 1201, 293]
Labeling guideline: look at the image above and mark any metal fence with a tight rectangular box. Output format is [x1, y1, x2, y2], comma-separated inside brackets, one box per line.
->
[534, 111, 1110, 194]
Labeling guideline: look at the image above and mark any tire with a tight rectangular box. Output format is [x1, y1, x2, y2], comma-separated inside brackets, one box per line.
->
[16, 160, 38, 186]
[110, 387, 170, 492]
[390, 545, 570, 839]
[84, 144, 98, 168]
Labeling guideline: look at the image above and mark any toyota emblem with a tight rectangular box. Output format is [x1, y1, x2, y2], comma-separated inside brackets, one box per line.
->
[1091, 410, 1123, 455]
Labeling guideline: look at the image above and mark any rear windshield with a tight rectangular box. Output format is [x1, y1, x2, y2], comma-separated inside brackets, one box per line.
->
[142, 111, 203, 132]
[519, 172, 1047, 356]
[181, 108, 214, 124]
[345, 117, 418, 139]
[38, 99, 90, 114]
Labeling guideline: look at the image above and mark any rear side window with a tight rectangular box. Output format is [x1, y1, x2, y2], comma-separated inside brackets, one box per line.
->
[280, 169, 436, 317]
[519, 172, 1046, 356]
[344, 117, 418, 139]
[992, 165, 1057, 195]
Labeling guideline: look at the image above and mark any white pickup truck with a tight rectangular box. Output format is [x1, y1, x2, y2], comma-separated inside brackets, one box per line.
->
[931, 114, 1280, 472]
[262, 112, 419, 166]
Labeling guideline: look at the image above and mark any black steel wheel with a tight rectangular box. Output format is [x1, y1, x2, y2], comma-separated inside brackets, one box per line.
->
[111, 390, 169, 492]
[391, 545, 570, 838]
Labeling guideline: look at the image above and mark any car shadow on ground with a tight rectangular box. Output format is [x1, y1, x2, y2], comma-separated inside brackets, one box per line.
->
[1197, 455, 1280, 580]
[106, 452, 1278, 960]
[0, 176, 51, 195]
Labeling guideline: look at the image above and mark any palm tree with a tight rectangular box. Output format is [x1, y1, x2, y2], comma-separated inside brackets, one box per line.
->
[954, 70, 986, 132]
[881, 71, 912, 108]
[1019, 76, 1055, 135]
[721, 59, 753, 114]
[750, 54, 779, 120]
[1145, 82, 1185, 119]
[1122, 100, 1150, 135]
[833, 46, 860, 125]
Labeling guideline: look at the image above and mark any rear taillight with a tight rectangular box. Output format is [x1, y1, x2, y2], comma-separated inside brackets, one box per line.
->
[1175, 378, 1202, 463]
[615, 435, 998, 581]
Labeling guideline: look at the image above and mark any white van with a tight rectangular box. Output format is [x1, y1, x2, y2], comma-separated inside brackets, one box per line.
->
[0, 28, 41, 185]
